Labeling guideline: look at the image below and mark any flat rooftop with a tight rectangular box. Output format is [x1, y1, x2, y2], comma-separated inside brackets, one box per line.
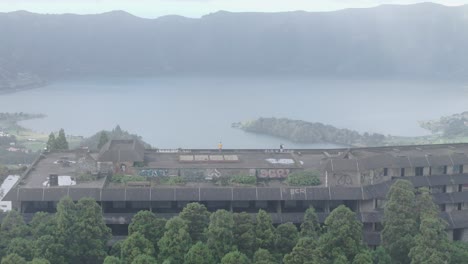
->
[10, 143, 468, 190]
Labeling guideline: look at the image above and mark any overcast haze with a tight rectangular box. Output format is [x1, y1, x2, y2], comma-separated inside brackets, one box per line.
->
[0, 0, 467, 17]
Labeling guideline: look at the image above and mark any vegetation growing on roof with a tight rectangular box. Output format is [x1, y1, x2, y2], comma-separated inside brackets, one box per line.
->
[286, 170, 321, 186]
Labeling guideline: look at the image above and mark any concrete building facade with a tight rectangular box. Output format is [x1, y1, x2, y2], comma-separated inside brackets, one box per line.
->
[5, 140, 468, 245]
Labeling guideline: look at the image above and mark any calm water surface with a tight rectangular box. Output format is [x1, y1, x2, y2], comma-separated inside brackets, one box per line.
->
[0, 76, 467, 149]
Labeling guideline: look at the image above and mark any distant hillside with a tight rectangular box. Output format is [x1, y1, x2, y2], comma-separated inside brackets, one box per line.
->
[1, 3, 468, 80]
[240, 117, 387, 146]
[79, 125, 150, 151]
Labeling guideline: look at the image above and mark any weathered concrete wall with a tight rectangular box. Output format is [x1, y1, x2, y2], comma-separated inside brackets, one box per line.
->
[360, 199, 375, 212]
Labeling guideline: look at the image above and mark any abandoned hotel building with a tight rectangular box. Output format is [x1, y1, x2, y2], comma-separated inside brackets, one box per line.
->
[5, 139, 468, 245]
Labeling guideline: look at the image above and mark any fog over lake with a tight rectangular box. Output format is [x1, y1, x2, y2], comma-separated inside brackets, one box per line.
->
[1, 76, 467, 149]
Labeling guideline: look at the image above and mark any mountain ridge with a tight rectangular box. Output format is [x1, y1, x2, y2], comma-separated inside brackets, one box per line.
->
[1, 3, 468, 84]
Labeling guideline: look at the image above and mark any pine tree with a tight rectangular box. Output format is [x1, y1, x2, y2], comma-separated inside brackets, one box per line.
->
[409, 188, 450, 264]
[121, 232, 155, 264]
[381, 180, 418, 264]
[352, 250, 373, 264]
[46, 133, 56, 151]
[54, 197, 110, 264]
[97, 131, 109, 150]
[255, 210, 276, 252]
[253, 249, 276, 264]
[409, 217, 451, 264]
[184, 242, 215, 264]
[283, 237, 316, 264]
[207, 210, 236, 262]
[300, 207, 321, 238]
[220, 251, 251, 264]
[315, 205, 363, 263]
[371, 246, 392, 264]
[275, 223, 299, 257]
[158, 217, 192, 263]
[54, 129, 68, 150]
[233, 212, 256, 257]
[180, 203, 211, 242]
[128, 211, 166, 254]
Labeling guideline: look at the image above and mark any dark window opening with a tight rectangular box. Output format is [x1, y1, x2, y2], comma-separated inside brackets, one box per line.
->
[459, 185, 463, 192]
[458, 203, 462, 211]
[383, 168, 388, 176]
[440, 204, 446, 212]
[454, 229, 463, 241]
[444, 166, 448, 174]
[400, 168, 405, 177]
[415, 167, 424, 176]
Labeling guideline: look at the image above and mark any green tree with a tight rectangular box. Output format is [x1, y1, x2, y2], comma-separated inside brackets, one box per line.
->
[253, 249, 276, 264]
[221, 251, 251, 264]
[180, 203, 211, 242]
[184, 242, 215, 264]
[381, 180, 418, 264]
[128, 211, 166, 254]
[409, 217, 450, 264]
[132, 255, 158, 264]
[98, 131, 109, 150]
[300, 207, 321, 238]
[415, 188, 439, 221]
[46, 133, 56, 151]
[449, 241, 468, 264]
[33, 235, 66, 264]
[1, 254, 27, 264]
[233, 212, 256, 257]
[6, 238, 33, 261]
[121, 232, 155, 264]
[54, 197, 110, 264]
[283, 237, 316, 264]
[29, 259, 51, 264]
[75, 198, 111, 263]
[29, 212, 55, 239]
[0, 210, 29, 257]
[371, 246, 392, 264]
[157, 217, 192, 264]
[207, 210, 236, 261]
[255, 210, 276, 252]
[275, 223, 299, 257]
[54, 129, 68, 150]
[103, 256, 122, 264]
[0, 210, 29, 239]
[352, 250, 372, 264]
[110, 240, 124, 258]
[315, 205, 363, 263]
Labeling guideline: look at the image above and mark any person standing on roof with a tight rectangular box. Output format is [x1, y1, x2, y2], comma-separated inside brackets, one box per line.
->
[280, 143, 284, 152]
[218, 141, 223, 152]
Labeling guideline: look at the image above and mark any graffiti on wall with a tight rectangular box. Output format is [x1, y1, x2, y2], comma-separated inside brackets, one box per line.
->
[334, 173, 353, 186]
[258, 169, 291, 179]
[181, 168, 251, 180]
[289, 188, 306, 196]
[139, 169, 176, 177]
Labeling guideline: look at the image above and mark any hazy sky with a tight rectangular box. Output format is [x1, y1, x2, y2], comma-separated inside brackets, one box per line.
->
[0, 0, 467, 18]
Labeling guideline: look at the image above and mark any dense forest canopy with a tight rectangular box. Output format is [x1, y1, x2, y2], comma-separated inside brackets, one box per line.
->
[0, 180, 465, 264]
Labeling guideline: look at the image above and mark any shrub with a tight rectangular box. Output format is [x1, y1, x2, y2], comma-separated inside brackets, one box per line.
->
[286, 170, 321, 186]
[111, 174, 147, 183]
[161, 176, 186, 186]
[230, 175, 256, 185]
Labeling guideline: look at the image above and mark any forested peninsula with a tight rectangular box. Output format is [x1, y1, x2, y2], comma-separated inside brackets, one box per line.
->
[238, 118, 387, 147]
[238, 115, 468, 147]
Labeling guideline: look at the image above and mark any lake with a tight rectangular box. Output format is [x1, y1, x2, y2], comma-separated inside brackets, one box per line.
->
[0, 76, 467, 149]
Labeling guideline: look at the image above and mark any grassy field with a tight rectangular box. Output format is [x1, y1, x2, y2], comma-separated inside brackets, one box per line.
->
[0, 113, 83, 152]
